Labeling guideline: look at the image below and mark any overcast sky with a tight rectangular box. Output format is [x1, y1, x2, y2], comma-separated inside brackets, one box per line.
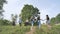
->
[3, 0, 60, 22]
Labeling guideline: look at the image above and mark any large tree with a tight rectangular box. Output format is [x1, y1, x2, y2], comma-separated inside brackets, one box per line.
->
[20, 4, 39, 22]
[50, 13, 60, 25]
[0, 0, 7, 19]
[56, 13, 60, 23]
[50, 17, 56, 25]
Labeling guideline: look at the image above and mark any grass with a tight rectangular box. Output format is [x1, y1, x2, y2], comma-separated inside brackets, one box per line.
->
[0, 25, 30, 34]
[34, 24, 60, 34]
[0, 24, 60, 34]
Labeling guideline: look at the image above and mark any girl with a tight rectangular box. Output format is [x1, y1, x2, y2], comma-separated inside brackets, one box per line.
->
[19, 17, 22, 26]
[30, 16, 34, 30]
[46, 15, 50, 25]
[46, 15, 51, 29]
[37, 12, 41, 29]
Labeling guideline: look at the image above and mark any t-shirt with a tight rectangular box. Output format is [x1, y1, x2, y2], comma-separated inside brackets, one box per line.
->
[30, 16, 34, 21]
[19, 17, 22, 23]
[37, 14, 40, 20]
[35, 17, 37, 20]
[37, 16, 40, 20]
[46, 17, 49, 20]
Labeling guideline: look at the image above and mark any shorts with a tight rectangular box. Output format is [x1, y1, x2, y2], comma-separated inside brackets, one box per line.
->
[46, 20, 50, 25]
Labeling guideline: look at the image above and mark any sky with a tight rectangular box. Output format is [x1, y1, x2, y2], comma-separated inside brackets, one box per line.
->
[3, 0, 60, 23]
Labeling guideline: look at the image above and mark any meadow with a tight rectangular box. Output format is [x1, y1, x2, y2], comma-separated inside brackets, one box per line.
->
[0, 24, 60, 34]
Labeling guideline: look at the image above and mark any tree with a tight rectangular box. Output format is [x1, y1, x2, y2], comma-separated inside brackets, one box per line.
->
[56, 13, 60, 23]
[20, 4, 39, 22]
[0, 0, 7, 19]
[0, 10, 4, 19]
[0, 0, 7, 9]
[0, 0, 7, 25]
[50, 13, 60, 25]
[0, 19, 11, 25]
[50, 17, 56, 25]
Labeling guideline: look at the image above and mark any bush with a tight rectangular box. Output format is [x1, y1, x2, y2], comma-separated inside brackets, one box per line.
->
[0, 19, 11, 26]
[34, 25, 60, 34]
[0, 26, 30, 34]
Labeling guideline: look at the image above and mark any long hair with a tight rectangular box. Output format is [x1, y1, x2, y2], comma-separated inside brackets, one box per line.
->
[46, 15, 49, 20]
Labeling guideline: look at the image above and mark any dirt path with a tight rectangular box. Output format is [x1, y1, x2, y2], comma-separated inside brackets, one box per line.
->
[26, 26, 36, 34]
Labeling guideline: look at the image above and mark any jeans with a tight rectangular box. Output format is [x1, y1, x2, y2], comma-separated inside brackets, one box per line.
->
[31, 21, 34, 27]
[37, 20, 41, 29]
[31, 21, 34, 30]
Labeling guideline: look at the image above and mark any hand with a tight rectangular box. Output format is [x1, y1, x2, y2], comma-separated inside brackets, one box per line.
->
[40, 19, 44, 21]
[40, 19, 46, 21]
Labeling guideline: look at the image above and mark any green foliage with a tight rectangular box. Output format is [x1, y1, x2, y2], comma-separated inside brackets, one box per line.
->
[0, 19, 11, 25]
[0, 25, 60, 34]
[21, 4, 39, 22]
[0, 0, 7, 19]
[0, 0, 7, 9]
[34, 25, 60, 34]
[50, 13, 60, 25]
[50, 17, 56, 25]
[0, 26, 30, 34]
[56, 13, 60, 23]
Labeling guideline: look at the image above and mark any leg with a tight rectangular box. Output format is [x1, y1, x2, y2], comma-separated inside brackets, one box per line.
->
[19, 23, 21, 26]
[38, 20, 41, 29]
[31, 21, 34, 30]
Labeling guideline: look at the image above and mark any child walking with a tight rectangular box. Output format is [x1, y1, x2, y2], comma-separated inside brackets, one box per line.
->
[46, 15, 51, 29]
[30, 16, 34, 30]
[37, 12, 41, 29]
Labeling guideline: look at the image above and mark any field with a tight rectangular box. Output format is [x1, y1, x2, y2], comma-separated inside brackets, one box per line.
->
[0, 24, 60, 34]
[34, 25, 60, 34]
[0, 25, 30, 34]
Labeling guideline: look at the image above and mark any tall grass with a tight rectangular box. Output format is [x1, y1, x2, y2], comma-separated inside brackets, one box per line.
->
[0, 25, 30, 34]
[0, 25, 60, 34]
[34, 25, 60, 34]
